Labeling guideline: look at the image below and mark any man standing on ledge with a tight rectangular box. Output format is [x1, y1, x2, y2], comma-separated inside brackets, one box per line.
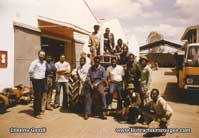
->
[29, 50, 46, 119]
[88, 25, 101, 63]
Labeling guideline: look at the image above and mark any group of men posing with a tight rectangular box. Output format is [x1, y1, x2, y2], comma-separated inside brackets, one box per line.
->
[29, 25, 173, 135]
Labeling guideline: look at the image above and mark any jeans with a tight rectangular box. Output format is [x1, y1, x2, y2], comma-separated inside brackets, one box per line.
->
[31, 79, 45, 116]
[54, 82, 69, 108]
[85, 92, 92, 114]
[84, 83, 107, 114]
[97, 84, 107, 109]
[42, 77, 54, 111]
[108, 82, 123, 110]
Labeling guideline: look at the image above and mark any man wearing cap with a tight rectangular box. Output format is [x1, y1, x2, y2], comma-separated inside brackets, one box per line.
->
[121, 83, 141, 124]
[139, 55, 152, 107]
[107, 56, 124, 110]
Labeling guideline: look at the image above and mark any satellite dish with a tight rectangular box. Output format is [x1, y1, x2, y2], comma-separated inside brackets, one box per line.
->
[147, 31, 163, 44]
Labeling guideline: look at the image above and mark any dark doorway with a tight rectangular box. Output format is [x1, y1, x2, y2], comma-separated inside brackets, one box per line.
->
[41, 37, 65, 62]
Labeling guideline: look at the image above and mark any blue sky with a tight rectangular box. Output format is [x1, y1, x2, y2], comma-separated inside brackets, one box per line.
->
[86, 0, 199, 46]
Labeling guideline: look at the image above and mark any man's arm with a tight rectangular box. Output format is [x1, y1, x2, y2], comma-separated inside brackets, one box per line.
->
[134, 93, 142, 107]
[85, 68, 92, 86]
[146, 67, 152, 91]
[106, 66, 111, 83]
[28, 60, 36, 79]
[65, 63, 71, 73]
[159, 98, 173, 120]
[111, 34, 115, 48]
[101, 67, 107, 83]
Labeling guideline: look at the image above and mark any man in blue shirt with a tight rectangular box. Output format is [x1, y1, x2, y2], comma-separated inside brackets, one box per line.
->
[84, 56, 107, 120]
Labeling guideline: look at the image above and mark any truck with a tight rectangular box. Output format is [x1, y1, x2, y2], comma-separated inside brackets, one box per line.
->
[177, 43, 199, 92]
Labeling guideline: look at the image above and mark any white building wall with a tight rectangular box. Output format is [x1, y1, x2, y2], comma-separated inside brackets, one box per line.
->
[149, 45, 179, 54]
[0, 0, 14, 90]
[0, 0, 98, 89]
[101, 19, 127, 45]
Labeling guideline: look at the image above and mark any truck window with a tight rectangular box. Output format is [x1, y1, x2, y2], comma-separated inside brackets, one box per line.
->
[187, 46, 199, 65]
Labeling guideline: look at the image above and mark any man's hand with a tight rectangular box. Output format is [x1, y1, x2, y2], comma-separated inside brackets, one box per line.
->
[90, 84, 94, 90]
[160, 117, 167, 123]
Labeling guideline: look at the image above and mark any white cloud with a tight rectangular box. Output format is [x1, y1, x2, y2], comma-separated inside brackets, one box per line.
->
[134, 24, 184, 45]
[85, 0, 198, 47]
[85, 0, 155, 19]
[175, 0, 199, 19]
[136, 0, 154, 7]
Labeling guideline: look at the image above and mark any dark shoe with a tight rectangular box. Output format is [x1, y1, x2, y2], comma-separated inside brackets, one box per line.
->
[84, 113, 89, 120]
[100, 112, 107, 120]
[40, 111, 45, 115]
[60, 107, 68, 112]
[54, 104, 59, 108]
[100, 115, 107, 120]
[35, 115, 42, 119]
[46, 106, 53, 111]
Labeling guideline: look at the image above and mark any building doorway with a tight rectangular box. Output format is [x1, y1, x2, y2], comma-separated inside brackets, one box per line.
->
[41, 37, 65, 62]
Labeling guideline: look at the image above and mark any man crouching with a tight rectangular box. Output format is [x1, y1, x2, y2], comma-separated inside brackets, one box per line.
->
[142, 88, 173, 136]
[121, 83, 141, 124]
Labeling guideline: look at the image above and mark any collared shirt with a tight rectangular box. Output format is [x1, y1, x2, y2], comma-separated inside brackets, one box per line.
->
[86, 57, 91, 66]
[75, 64, 91, 82]
[140, 65, 152, 92]
[29, 59, 46, 79]
[55, 61, 71, 82]
[125, 61, 141, 83]
[88, 32, 101, 48]
[151, 97, 173, 117]
[107, 65, 124, 82]
[86, 65, 107, 85]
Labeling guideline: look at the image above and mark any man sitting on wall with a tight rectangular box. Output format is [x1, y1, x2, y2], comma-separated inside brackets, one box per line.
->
[84, 56, 107, 120]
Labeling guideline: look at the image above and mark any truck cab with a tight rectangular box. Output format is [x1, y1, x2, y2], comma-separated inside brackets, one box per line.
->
[178, 43, 199, 91]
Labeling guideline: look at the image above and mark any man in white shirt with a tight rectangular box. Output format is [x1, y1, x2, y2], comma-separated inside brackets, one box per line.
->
[88, 25, 101, 56]
[72, 57, 91, 95]
[54, 55, 71, 110]
[139, 56, 152, 107]
[107, 57, 125, 110]
[80, 52, 91, 66]
[29, 50, 46, 119]
[143, 89, 173, 136]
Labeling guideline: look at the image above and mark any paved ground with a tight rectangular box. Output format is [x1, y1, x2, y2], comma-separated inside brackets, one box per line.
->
[0, 68, 199, 138]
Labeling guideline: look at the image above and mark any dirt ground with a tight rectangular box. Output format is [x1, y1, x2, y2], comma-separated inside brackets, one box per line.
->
[0, 68, 199, 138]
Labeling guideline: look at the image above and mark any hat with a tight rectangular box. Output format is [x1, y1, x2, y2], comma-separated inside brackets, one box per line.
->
[127, 83, 135, 89]
[140, 55, 148, 62]
[80, 52, 87, 58]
